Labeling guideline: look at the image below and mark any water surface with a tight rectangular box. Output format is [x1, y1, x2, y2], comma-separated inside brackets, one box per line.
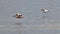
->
[0, 0, 60, 34]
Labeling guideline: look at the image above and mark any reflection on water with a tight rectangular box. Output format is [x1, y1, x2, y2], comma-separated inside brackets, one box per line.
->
[16, 22, 23, 25]
[42, 15, 49, 24]
[15, 22, 23, 34]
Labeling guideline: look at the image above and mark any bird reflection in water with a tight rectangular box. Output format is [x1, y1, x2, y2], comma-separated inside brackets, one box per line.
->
[42, 15, 49, 24]
[15, 22, 23, 34]
[16, 22, 23, 25]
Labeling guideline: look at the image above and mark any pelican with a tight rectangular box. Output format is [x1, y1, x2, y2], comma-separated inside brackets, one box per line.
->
[16, 13, 22, 18]
[41, 8, 49, 13]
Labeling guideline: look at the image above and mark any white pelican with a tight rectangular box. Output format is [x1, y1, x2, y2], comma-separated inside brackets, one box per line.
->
[41, 8, 49, 13]
[16, 13, 22, 18]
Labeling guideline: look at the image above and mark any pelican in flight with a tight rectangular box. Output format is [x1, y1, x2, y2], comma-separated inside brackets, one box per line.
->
[16, 13, 23, 18]
[41, 8, 49, 13]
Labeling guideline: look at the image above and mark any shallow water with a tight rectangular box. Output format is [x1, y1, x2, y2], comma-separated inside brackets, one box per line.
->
[0, 0, 60, 34]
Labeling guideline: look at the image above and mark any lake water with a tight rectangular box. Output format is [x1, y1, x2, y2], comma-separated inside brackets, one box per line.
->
[0, 0, 60, 34]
